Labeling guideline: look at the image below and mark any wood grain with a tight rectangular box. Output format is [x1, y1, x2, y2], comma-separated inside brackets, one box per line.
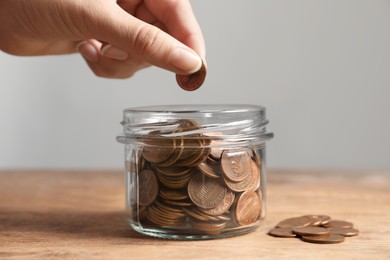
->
[0, 169, 389, 259]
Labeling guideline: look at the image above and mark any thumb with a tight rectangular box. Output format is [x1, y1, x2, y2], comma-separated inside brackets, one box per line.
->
[88, 5, 202, 75]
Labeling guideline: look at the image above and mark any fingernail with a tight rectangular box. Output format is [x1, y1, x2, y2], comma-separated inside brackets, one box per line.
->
[169, 47, 202, 74]
[101, 44, 128, 61]
[77, 41, 98, 62]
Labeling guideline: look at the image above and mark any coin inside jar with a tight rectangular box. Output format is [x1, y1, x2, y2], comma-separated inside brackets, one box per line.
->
[187, 172, 226, 209]
[138, 169, 159, 207]
[234, 191, 262, 226]
[221, 150, 252, 182]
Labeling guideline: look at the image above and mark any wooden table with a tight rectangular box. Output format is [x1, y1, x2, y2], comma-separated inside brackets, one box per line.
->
[0, 170, 389, 259]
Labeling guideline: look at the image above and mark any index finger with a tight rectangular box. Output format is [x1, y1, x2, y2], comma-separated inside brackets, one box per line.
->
[144, 0, 206, 59]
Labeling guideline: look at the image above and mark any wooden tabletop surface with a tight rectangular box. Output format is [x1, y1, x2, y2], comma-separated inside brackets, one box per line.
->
[0, 169, 389, 259]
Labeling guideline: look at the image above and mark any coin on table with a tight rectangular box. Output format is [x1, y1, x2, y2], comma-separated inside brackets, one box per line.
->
[328, 227, 359, 237]
[276, 216, 313, 229]
[221, 149, 252, 182]
[234, 191, 262, 226]
[268, 228, 296, 238]
[138, 169, 159, 207]
[188, 172, 226, 209]
[301, 234, 345, 244]
[292, 226, 330, 237]
[318, 215, 331, 225]
[176, 60, 206, 91]
[323, 220, 354, 228]
[302, 215, 323, 226]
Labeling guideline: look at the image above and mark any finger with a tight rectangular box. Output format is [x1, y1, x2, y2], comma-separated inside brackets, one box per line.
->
[134, 4, 157, 25]
[144, 0, 205, 59]
[87, 4, 202, 75]
[78, 39, 150, 78]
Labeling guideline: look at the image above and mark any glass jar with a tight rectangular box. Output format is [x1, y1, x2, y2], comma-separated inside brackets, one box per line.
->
[117, 104, 273, 240]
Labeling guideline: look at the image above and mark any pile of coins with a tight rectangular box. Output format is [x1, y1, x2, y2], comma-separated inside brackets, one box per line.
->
[129, 119, 264, 235]
[268, 215, 359, 244]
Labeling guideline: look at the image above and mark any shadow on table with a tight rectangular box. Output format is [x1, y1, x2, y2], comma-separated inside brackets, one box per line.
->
[0, 210, 151, 242]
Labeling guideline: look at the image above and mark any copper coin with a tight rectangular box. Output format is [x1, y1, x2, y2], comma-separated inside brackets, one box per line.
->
[328, 227, 359, 237]
[191, 220, 226, 234]
[268, 228, 296, 238]
[142, 137, 176, 163]
[247, 159, 260, 191]
[323, 220, 354, 228]
[318, 215, 331, 225]
[187, 172, 226, 209]
[301, 234, 345, 244]
[292, 226, 330, 236]
[235, 191, 262, 226]
[221, 150, 252, 182]
[176, 60, 206, 91]
[302, 215, 322, 226]
[199, 190, 235, 216]
[138, 169, 159, 207]
[157, 138, 184, 167]
[276, 216, 313, 229]
[197, 161, 220, 179]
[159, 188, 188, 201]
[223, 168, 253, 192]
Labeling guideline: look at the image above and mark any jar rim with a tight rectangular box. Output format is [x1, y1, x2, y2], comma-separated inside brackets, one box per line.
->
[118, 104, 273, 144]
[123, 104, 265, 114]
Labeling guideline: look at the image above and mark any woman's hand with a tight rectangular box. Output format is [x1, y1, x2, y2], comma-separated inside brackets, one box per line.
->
[0, 0, 205, 78]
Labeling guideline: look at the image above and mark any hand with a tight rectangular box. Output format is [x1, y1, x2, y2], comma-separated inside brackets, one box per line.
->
[0, 0, 205, 78]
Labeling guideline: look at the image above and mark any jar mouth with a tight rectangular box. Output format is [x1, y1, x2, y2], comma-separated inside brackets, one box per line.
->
[118, 104, 273, 144]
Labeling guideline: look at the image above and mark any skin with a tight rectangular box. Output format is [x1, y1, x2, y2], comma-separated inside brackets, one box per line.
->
[0, 0, 205, 78]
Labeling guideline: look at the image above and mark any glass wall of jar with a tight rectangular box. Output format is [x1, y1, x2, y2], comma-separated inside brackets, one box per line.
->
[117, 105, 273, 240]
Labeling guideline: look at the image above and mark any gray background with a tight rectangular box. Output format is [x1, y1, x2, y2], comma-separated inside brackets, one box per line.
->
[1, 0, 389, 170]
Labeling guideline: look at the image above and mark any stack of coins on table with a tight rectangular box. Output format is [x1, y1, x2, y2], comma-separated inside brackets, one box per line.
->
[129, 119, 264, 235]
[268, 215, 359, 244]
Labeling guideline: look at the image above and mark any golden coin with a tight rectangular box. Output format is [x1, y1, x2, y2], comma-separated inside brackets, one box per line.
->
[328, 227, 359, 237]
[176, 60, 206, 91]
[292, 226, 330, 236]
[268, 228, 296, 238]
[234, 191, 262, 226]
[138, 169, 159, 207]
[199, 190, 235, 216]
[221, 149, 252, 182]
[276, 216, 313, 229]
[301, 234, 345, 244]
[197, 161, 221, 179]
[142, 137, 176, 163]
[187, 172, 226, 209]
[323, 220, 354, 228]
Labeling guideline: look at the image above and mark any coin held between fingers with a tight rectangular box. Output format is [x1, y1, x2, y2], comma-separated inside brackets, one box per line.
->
[170, 47, 202, 74]
[176, 60, 207, 91]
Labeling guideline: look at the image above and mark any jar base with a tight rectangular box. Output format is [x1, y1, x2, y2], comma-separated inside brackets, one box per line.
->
[129, 221, 260, 240]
